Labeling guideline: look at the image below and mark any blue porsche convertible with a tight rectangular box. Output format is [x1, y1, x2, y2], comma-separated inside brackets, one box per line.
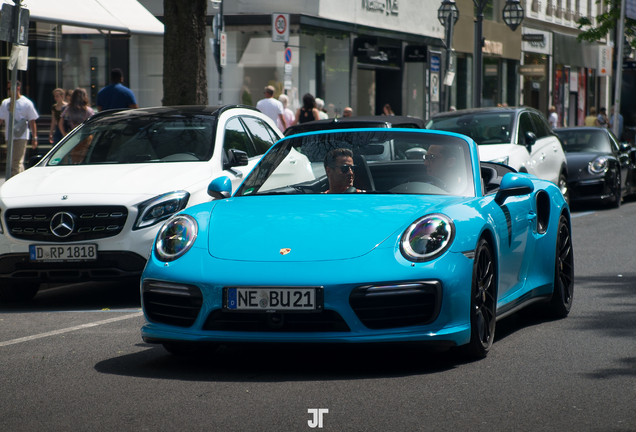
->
[140, 129, 573, 359]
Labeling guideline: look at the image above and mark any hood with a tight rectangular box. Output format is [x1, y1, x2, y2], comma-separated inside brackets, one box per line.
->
[476, 143, 517, 162]
[0, 163, 212, 199]
[208, 194, 462, 262]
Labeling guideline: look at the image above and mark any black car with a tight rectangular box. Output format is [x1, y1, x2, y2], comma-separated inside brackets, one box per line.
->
[284, 115, 424, 137]
[554, 127, 636, 207]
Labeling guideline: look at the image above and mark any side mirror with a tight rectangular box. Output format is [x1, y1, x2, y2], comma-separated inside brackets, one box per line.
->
[224, 149, 249, 169]
[495, 173, 534, 205]
[207, 176, 232, 199]
[620, 142, 631, 152]
[524, 131, 537, 146]
[28, 154, 43, 168]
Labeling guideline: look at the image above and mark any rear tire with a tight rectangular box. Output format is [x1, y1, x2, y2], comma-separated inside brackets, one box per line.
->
[0, 282, 40, 303]
[547, 215, 574, 318]
[461, 238, 497, 359]
[608, 171, 621, 209]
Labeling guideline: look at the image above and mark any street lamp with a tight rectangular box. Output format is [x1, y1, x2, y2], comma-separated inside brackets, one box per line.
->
[438, 0, 459, 112]
[211, 0, 224, 104]
[473, 0, 524, 108]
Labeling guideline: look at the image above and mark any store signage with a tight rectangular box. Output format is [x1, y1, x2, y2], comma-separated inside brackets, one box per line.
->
[361, 0, 399, 15]
[522, 28, 552, 55]
[522, 34, 545, 43]
[519, 64, 547, 75]
[353, 37, 379, 56]
[484, 64, 498, 76]
[405, 45, 427, 62]
[482, 40, 503, 56]
[598, 45, 612, 76]
[431, 55, 440, 73]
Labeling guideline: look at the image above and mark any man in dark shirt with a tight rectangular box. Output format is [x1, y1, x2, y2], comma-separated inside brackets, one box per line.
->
[96, 68, 139, 111]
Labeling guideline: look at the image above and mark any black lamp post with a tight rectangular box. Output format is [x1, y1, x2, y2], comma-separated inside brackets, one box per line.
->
[438, 0, 459, 112]
[473, 0, 524, 108]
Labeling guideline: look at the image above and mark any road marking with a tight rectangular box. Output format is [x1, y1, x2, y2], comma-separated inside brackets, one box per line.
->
[571, 211, 595, 218]
[0, 312, 143, 347]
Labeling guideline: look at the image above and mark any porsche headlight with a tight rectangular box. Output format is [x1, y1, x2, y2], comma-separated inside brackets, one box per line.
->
[400, 214, 455, 262]
[155, 215, 198, 262]
[489, 156, 510, 166]
[588, 156, 609, 174]
[134, 191, 190, 230]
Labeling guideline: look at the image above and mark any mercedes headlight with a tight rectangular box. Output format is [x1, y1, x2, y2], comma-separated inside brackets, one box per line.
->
[400, 214, 455, 262]
[588, 156, 609, 174]
[490, 156, 510, 166]
[134, 191, 190, 230]
[155, 215, 198, 262]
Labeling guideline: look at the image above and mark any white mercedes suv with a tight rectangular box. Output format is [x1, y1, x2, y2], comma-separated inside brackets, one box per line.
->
[0, 105, 283, 302]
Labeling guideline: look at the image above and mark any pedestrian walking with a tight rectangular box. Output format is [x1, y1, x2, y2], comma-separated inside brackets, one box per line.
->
[597, 107, 609, 128]
[0, 80, 39, 178]
[49, 88, 67, 145]
[584, 107, 598, 126]
[96, 68, 139, 111]
[293, 93, 321, 125]
[548, 105, 558, 128]
[59, 88, 94, 136]
[315, 98, 329, 119]
[277, 94, 295, 132]
[256, 85, 286, 131]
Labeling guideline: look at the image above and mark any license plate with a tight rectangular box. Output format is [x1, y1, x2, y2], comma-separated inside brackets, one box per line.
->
[29, 244, 97, 261]
[224, 287, 321, 311]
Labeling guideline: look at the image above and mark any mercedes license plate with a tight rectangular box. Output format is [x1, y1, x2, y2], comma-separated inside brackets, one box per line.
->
[224, 287, 321, 311]
[29, 244, 97, 261]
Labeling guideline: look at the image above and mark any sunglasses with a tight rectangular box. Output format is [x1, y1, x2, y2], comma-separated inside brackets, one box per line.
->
[332, 164, 356, 173]
[423, 154, 442, 162]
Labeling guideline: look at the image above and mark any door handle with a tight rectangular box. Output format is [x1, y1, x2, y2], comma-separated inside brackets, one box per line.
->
[527, 212, 537, 222]
[540, 153, 546, 161]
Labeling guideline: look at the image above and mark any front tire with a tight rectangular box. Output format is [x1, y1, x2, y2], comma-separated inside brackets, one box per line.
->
[461, 238, 497, 359]
[0, 282, 40, 303]
[547, 215, 574, 318]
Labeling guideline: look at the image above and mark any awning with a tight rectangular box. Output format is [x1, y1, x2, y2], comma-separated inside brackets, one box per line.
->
[0, 0, 163, 35]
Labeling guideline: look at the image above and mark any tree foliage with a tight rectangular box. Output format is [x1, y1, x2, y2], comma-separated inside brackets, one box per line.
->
[576, 0, 636, 48]
[163, 0, 208, 105]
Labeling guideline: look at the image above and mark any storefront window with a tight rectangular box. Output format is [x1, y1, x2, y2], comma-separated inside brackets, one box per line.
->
[483, 57, 500, 107]
[300, 28, 350, 117]
[130, 35, 163, 108]
[405, 62, 425, 119]
[212, 27, 300, 115]
[522, 52, 549, 113]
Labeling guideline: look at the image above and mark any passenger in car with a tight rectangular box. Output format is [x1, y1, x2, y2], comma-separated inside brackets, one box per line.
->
[424, 144, 464, 192]
[323, 148, 362, 193]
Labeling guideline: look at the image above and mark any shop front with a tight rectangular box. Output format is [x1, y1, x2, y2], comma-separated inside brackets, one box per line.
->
[552, 32, 603, 126]
[207, 1, 444, 122]
[520, 28, 552, 115]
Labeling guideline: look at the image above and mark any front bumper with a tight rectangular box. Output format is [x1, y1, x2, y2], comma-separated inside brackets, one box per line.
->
[140, 245, 475, 347]
[0, 251, 147, 283]
[568, 177, 613, 202]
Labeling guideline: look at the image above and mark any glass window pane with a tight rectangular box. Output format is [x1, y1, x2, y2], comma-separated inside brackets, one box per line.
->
[242, 117, 275, 155]
[518, 113, 534, 144]
[224, 117, 253, 156]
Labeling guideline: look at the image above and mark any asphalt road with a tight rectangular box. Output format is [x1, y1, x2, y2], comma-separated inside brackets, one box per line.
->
[1, 201, 635, 431]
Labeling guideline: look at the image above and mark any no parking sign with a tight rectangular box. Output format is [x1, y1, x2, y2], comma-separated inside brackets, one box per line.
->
[272, 13, 289, 43]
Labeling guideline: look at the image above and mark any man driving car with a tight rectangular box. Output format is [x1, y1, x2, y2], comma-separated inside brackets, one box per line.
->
[324, 148, 361, 193]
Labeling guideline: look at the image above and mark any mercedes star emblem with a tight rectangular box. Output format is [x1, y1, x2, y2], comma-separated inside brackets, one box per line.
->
[50, 212, 75, 238]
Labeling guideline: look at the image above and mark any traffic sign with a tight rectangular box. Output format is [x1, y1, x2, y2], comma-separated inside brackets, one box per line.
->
[284, 47, 292, 63]
[272, 13, 289, 43]
[220, 32, 227, 67]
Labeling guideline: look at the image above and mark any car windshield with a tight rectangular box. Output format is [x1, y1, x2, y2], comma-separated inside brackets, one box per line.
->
[554, 130, 612, 153]
[236, 130, 475, 197]
[46, 115, 215, 165]
[426, 112, 514, 144]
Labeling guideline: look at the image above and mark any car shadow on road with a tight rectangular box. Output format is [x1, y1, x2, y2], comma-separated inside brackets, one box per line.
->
[0, 281, 141, 313]
[94, 342, 472, 383]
